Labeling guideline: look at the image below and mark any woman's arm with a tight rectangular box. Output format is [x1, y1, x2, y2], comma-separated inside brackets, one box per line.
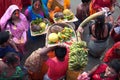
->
[24, 8, 31, 21]
[20, 31, 27, 44]
[87, 64, 99, 77]
[41, 0, 49, 18]
[9, 39, 19, 52]
[40, 46, 55, 61]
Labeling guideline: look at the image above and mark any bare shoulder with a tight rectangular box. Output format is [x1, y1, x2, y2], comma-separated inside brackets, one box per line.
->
[77, 3, 83, 10]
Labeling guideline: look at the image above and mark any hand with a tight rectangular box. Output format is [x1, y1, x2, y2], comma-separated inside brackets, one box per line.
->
[77, 72, 90, 80]
[103, 7, 110, 12]
[77, 27, 84, 33]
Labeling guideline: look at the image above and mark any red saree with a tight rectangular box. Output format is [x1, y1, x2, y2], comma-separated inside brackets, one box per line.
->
[89, 0, 112, 15]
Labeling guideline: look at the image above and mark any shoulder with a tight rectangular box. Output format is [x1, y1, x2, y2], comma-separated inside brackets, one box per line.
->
[89, 20, 95, 28]
[105, 23, 113, 29]
[0, 60, 7, 72]
[77, 3, 85, 11]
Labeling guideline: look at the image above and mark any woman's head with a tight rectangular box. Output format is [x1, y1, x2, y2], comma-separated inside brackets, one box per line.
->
[11, 9, 20, 20]
[105, 59, 120, 77]
[5, 5, 20, 19]
[94, 14, 105, 39]
[32, 0, 42, 10]
[81, 0, 91, 3]
[55, 46, 67, 60]
[0, 31, 10, 46]
[3, 52, 20, 67]
[0, 5, 20, 28]
[95, 14, 105, 27]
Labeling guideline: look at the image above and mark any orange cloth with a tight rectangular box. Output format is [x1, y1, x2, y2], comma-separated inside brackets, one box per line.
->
[64, 0, 70, 9]
[89, 1, 97, 15]
[47, 0, 70, 19]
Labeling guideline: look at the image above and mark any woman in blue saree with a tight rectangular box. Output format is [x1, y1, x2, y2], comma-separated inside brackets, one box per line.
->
[24, 0, 49, 22]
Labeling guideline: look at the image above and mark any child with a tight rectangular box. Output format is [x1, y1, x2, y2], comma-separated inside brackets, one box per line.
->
[0, 31, 22, 59]
[40, 44, 69, 80]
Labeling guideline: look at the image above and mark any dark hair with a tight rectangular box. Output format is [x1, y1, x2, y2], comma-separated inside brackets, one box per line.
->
[0, 31, 10, 45]
[32, 0, 41, 5]
[55, 46, 67, 60]
[94, 14, 105, 39]
[108, 59, 120, 73]
[81, 0, 91, 3]
[3, 52, 19, 65]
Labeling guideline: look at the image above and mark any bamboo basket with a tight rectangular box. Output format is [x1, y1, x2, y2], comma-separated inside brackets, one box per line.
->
[53, 12, 78, 23]
[66, 68, 85, 80]
[66, 32, 84, 80]
[46, 23, 77, 46]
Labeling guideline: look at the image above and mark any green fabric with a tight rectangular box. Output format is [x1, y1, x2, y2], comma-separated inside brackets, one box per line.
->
[0, 66, 24, 80]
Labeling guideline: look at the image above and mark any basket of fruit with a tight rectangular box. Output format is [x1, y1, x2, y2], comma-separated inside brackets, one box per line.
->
[46, 23, 77, 46]
[66, 41, 88, 80]
[30, 18, 51, 36]
[53, 9, 78, 23]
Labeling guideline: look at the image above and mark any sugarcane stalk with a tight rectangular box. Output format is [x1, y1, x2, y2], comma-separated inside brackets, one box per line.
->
[79, 11, 105, 28]
[76, 31, 82, 41]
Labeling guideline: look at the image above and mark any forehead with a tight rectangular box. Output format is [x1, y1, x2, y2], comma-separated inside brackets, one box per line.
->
[13, 9, 19, 14]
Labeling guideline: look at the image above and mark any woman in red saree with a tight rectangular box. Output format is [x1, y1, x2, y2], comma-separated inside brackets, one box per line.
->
[78, 59, 120, 80]
[103, 41, 120, 63]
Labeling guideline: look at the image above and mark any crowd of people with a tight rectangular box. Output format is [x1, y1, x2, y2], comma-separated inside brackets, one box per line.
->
[0, 0, 120, 80]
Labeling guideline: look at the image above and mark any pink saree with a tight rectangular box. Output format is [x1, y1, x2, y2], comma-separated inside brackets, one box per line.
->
[0, 5, 29, 53]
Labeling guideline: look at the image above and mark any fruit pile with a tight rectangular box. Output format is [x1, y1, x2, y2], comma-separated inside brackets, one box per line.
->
[48, 27, 73, 44]
[54, 9, 74, 22]
[31, 18, 48, 34]
[69, 41, 88, 71]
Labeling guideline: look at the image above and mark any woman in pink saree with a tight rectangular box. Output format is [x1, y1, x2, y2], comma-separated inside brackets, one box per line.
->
[0, 5, 29, 54]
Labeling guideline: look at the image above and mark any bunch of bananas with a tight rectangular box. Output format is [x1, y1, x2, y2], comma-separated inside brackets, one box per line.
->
[69, 41, 88, 71]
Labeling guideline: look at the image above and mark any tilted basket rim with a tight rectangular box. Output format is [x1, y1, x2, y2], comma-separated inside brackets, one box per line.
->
[53, 12, 78, 23]
[45, 22, 77, 46]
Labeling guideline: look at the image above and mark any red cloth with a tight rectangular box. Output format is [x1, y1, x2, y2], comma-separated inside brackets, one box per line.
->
[46, 47, 69, 80]
[0, 0, 22, 18]
[111, 26, 120, 42]
[0, 0, 5, 18]
[110, 15, 120, 42]
[91, 0, 112, 11]
[21, 0, 31, 7]
[103, 42, 120, 63]
[92, 63, 116, 80]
